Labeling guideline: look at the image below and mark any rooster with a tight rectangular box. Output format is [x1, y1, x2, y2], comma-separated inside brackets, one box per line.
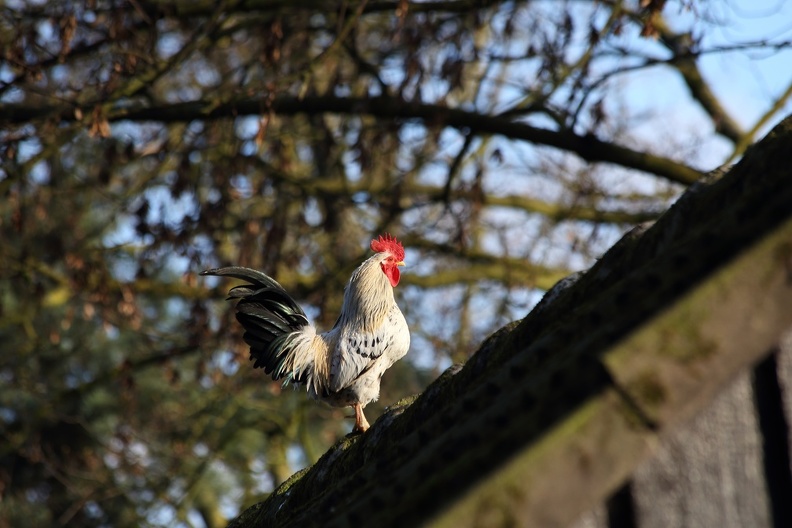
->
[201, 234, 410, 433]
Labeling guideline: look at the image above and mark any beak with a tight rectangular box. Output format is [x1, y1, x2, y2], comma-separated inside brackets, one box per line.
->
[397, 261, 406, 267]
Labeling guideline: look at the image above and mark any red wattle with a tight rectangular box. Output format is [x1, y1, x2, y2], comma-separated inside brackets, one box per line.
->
[383, 264, 400, 287]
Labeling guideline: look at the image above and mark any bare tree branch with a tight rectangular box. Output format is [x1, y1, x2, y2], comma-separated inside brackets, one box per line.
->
[1, 95, 705, 184]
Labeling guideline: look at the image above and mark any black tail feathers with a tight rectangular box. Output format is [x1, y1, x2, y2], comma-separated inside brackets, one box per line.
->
[202, 267, 310, 378]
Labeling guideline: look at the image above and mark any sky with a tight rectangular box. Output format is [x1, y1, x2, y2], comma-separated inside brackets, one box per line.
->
[698, 0, 792, 123]
[635, 0, 792, 161]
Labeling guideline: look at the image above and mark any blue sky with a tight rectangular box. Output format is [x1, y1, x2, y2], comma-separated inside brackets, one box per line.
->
[647, 0, 792, 158]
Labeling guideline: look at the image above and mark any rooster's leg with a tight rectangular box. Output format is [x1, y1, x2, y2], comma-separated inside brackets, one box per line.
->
[352, 403, 370, 433]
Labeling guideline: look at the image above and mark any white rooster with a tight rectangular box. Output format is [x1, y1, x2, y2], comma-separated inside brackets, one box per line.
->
[202, 234, 410, 433]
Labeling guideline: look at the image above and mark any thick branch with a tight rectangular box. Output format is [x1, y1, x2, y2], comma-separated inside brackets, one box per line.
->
[1, 95, 704, 185]
[406, 262, 568, 291]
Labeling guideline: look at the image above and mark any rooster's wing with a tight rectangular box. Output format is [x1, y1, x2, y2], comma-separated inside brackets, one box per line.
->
[326, 305, 404, 393]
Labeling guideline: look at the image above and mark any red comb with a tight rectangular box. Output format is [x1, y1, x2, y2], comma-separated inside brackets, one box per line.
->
[370, 233, 405, 261]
